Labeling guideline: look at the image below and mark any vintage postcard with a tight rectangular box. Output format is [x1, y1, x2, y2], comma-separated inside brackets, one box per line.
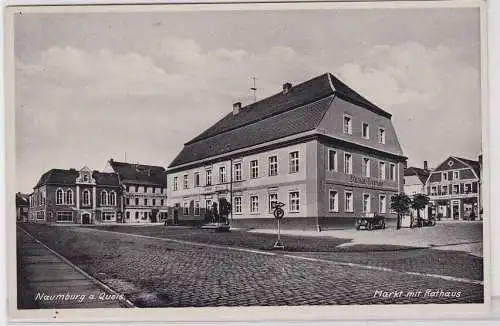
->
[5, 0, 490, 322]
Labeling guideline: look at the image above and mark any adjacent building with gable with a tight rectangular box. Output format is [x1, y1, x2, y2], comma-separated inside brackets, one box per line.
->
[105, 159, 168, 223]
[28, 166, 122, 224]
[167, 73, 406, 230]
[425, 156, 481, 220]
[404, 162, 430, 196]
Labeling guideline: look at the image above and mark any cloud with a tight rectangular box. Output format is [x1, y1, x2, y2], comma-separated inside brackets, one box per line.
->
[15, 38, 481, 192]
[336, 41, 481, 168]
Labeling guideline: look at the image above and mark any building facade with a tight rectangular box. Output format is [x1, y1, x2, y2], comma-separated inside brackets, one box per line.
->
[16, 192, 29, 222]
[106, 159, 168, 223]
[425, 156, 481, 220]
[28, 166, 122, 224]
[404, 163, 430, 196]
[167, 73, 406, 230]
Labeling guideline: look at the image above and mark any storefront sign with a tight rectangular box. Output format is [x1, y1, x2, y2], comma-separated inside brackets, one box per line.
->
[349, 175, 384, 187]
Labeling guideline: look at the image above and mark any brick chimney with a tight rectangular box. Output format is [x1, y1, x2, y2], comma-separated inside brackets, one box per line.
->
[424, 160, 428, 171]
[233, 102, 242, 115]
[282, 82, 292, 95]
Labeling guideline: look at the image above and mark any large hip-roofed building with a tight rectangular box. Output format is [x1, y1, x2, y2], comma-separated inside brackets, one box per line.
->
[167, 73, 406, 230]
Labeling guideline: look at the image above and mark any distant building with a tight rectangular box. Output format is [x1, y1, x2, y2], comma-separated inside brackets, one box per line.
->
[404, 161, 430, 196]
[425, 156, 481, 220]
[16, 192, 29, 222]
[106, 159, 168, 223]
[28, 166, 122, 224]
[167, 73, 406, 230]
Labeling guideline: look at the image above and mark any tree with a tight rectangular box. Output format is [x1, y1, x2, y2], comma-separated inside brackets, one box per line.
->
[390, 193, 411, 230]
[218, 198, 232, 224]
[411, 194, 430, 227]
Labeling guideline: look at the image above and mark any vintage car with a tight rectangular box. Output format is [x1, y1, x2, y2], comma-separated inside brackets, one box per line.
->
[355, 213, 386, 231]
[413, 215, 437, 227]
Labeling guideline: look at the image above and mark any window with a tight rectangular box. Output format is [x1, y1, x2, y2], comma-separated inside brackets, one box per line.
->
[465, 183, 472, 193]
[453, 171, 460, 180]
[269, 193, 278, 213]
[194, 201, 200, 216]
[269, 156, 278, 176]
[183, 202, 189, 215]
[442, 185, 448, 194]
[345, 191, 353, 212]
[206, 169, 212, 186]
[379, 162, 386, 180]
[234, 163, 242, 181]
[161, 199, 164, 206]
[36, 211, 45, 220]
[344, 115, 352, 134]
[56, 211, 73, 222]
[250, 160, 259, 179]
[173, 177, 178, 191]
[289, 151, 299, 173]
[82, 190, 90, 206]
[379, 195, 387, 214]
[453, 185, 459, 194]
[109, 191, 116, 206]
[344, 153, 352, 174]
[144, 186, 148, 193]
[363, 158, 371, 177]
[183, 175, 188, 189]
[152, 199, 156, 206]
[135, 212, 139, 219]
[431, 186, 437, 196]
[206, 199, 212, 212]
[56, 189, 64, 205]
[144, 198, 148, 206]
[234, 196, 242, 214]
[363, 194, 371, 213]
[329, 190, 338, 212]
[362, 123, 370, 139]
[102, 212, 115, 221]
[135, 186, 139, 192]
[442, 172, 448, 181]
[390, 164, 396, 181]
[101, 191, 108, 206]
[83, 174, 89, 182]
[219, 166, 226, 183]
[126, 212, 130, 219]
[328, 150, 337, 171]
[153, 187, 156, 194]
[250, 195, 259, 213]
[194, 172, 200, 187]
[135, 198, 139, 206]
[65, 189, 73, 205]
[289, 192, 300, 212]
[378, 128, 386, 144]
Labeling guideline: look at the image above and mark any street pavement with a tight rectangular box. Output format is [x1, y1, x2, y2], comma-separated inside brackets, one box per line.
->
[17, 223, 484, 308]
[17, 228, 131, 309]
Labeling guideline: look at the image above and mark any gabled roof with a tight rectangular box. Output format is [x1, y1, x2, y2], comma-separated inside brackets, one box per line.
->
[108, 159, 167, 186]
[169, 72, 392, 168]
[34, 169, 120, 188]
[453, 156, 480, 178]
[404, 167, 430, 184]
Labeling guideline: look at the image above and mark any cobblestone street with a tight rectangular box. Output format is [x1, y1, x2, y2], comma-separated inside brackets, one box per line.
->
[18, 224, 484, 308]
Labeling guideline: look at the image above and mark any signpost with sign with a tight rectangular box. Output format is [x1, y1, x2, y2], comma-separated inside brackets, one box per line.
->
[272, 201, 285, 249]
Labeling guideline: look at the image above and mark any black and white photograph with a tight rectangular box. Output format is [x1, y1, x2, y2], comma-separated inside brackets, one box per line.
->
[5, 0, 489, 322]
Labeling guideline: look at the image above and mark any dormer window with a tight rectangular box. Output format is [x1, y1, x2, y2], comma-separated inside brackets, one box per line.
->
[378, 128, 386, 144]
[83, 174, 89, 182]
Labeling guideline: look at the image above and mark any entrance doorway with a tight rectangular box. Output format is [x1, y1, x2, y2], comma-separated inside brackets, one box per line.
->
[82, 213, 90, 224]
[173, 210, 179, 225]
[451, 200, 460, 220]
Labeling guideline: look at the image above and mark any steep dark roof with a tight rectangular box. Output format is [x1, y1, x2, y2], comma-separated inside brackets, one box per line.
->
[34, 169, 120, 188]
[453, 156, 481, 178]
[109, 160, 167, 186]
[16, 193, 29, 207]
[169, 73, 392, 168]
[404, 167, 430, 184]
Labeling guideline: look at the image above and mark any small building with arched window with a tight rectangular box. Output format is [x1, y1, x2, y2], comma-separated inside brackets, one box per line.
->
[28, 166, 122, 224]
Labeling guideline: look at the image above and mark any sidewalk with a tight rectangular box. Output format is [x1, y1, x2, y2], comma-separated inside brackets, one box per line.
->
[239, 221, 483, 257]
[17, 228, 133, 309]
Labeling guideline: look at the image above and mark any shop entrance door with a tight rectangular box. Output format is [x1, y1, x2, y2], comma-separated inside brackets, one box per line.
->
[451, 200, 460, 220]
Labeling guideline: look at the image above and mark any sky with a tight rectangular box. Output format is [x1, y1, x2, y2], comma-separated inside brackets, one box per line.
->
[13, 6, 482, 193]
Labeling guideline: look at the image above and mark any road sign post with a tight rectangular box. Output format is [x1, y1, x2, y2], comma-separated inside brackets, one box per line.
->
[272, 202, 285, 249]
